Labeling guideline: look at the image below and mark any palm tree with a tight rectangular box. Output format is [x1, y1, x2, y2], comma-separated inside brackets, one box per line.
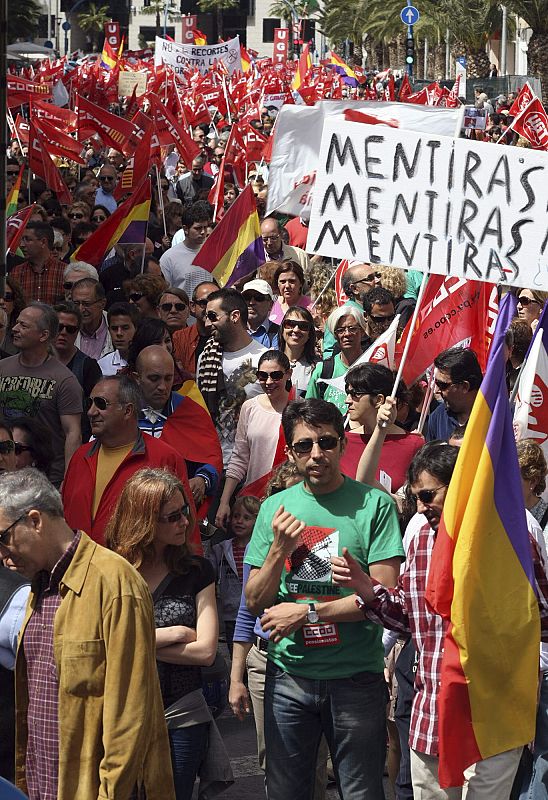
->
[77, 2, 110, 51]
[506, 0, 548, 103]
[197, 0, 239, 39]
[8, 0, 42, 42]
[270, 0, 320, 55]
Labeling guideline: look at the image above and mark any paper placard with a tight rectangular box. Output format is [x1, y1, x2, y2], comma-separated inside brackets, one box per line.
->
[118, 71, 147, 97]
[154, 35, 241, 75]
[307, 118, 548, 290]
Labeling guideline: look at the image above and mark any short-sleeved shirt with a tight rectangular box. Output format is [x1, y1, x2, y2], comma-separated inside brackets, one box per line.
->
[154, 558, 215, 708]
[305, 353, 349, 415]
[0, 355, 83, 485]
[245, 477, 404, 679]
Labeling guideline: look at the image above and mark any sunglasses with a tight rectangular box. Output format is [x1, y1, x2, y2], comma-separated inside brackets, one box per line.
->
[518, 296, 541, 307]
[85, 396, 118, 411]
[411, 485, 447, 504]
[14, 442, 32, 456]
[283, 319, 310, 332]
[369, 314, 395, 324]
[434, 379, 458, 392]
[68, 213, 85, 220]
[160, 302, 187, 313]
[100, 175, 115, 181]
[357, 273, 382, 283]
[193, 297, 211, 308]
[346, 388, 370, 400]
[206, 310, 225, 322]
[257, 370, 285, 382]
[58, 323, 79, 334]
[92, 215, 107, 223]
[0, 440, 15, 455]
[2, 292, 13, 302]
[244, 293, 270, 302]
[335, 325, 361, 335]
[290, 435, 341, 455]
[0, 511, 28, 546]
[129, 293, 144, 303]
[159, 504, 190, 524]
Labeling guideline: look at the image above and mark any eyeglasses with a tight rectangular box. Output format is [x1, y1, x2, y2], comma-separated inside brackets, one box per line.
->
[92, 215, 107, 223]
[335, 325, 360, 335]
[356, 273, 382, 284]
[14, 442, 32, 456]
[85, 396, 119, 411]
[0, 512, 28, 546]
[73, 299, 100, 309]
[290, 435, 342, 455]
[58, 323, 79, 334]
[434, 379, 458, 392]
[411, 485, 448, 504]
[283, 319, 311, 332]
[0, 440, 15, 455]
[262, 234, 280, 241]
[257, 370, 285, 382]
[159, 504, 190, 524]
[518, 296, 541, 307]
[243, 292, 270, 303]
[160, 302, 187, 313]
[346, 388, 370, 401]
[193, 297, 211, 308]
[99, 175, 115, 182]
[68, 213, 85, 220]
[129, 293, 144, 303]
[206, 310, 226, 322]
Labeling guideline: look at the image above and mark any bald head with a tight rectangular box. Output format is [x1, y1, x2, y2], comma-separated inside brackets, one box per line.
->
[135, 345, 174, 410]
[342, 263, 379, 301]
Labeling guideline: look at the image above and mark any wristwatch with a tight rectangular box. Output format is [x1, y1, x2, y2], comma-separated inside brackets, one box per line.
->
[306, 602, 320, 624]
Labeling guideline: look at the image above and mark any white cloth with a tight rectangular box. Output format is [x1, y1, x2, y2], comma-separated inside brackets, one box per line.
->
[97, 349, 127, 376]
[160, 241, 212, 296]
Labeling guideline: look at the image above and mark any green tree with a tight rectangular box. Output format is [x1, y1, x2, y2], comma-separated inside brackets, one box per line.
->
[7, 0, 42, 42]
[506, 0, 548, 102]
[77, 2, 111, 51]
[197, 0, 238, 39]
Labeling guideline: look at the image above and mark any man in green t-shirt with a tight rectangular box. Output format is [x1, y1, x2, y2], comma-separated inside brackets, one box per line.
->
[245, 398, 404, 799]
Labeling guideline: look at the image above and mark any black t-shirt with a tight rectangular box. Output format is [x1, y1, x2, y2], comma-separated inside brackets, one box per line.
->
[153, 557, 215, 708]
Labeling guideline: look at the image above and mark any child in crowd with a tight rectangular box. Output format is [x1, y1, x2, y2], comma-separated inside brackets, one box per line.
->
[207, 495, 260, 656]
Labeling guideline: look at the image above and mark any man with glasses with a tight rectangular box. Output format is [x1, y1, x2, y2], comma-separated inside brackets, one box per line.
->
[160, 201, 213, 297]
[245, 398, 404, 799]
[10, 222, 65, 306]
[0, 302, 82, 487]
[362, 286, 397, 341]
[323, 262, 382, 358]
[62, 262, 99, 301]
[172, 280, 219, 377]
[0, 468, 176, 800]
[260, 217, 310, 274]
[95, 165, 118, 213]
[63, 374, 200, 551]
[71, 278, 113, 360]
[241, 279, 280, 348]
[426, 347, 483, 442]
[175, 156, 214, 205]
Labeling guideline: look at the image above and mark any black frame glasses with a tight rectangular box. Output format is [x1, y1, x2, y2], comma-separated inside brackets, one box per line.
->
[0, 512, 28, 546]
[518, 296, 541, 307]
[0, 440, 15, 455]
[434, 379, 458, 392]
[129, 293, 144, 303]
[14, 442, 32, 456]
[290, 435, 342, 455]
[58, 323, 79, 334]
[86, 396, 119, 411]
[257, 370, 285, 382]
[160, 302, 187, 313]
[282, 320, 310, 332]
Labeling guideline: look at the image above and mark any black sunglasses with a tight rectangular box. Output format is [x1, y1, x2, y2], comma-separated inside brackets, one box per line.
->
[0, 511, 28, 545]
[244, 292, 270, 302]
[58, 323, 79, 334]
[257, 370, 284, 382]
[206, 310, 224, 322]
[193, 297, 211, 308]
[283, 319, 310, 332]
[159, 504, 190, 524]
[160, 302, 187, 313]
[290, 435, 341, 455]
[346, 388, 370, 400]
[518, 296, 541, 307]
[411, 485, 447, 504]
[356, 273, 382, 283]
[369, 314, 395, 324]
[100, 175, 115, 181]
[129, 293, 144, 303]
[92, 215, 107, 223]
[0, 440, 15, 455]
[2, 292, 13, 302]
[14, 442, 32, 456]
[85, 396, 118, 411]
[68, 213, 85, 220]
[434, 379, 458, 392]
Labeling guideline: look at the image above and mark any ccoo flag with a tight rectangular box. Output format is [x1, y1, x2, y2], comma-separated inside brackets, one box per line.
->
[192, 184, 265, 287]
[425, 292, 540, 788]
[513, 302, 548, 462]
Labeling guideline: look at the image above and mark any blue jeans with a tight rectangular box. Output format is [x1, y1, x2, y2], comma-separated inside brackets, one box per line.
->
[520, 670, 548, 800]
[264, 660, 388, 800]
[168, 723, 209, 800]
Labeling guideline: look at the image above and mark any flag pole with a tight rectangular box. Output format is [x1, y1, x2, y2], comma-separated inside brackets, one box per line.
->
[154, 163, 167, 237]
[309, 263, 336, 309]
[416, 371, 435, 435]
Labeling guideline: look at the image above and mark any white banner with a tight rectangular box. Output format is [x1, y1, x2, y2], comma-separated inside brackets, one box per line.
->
[267, 100, 464, 216]
[154, 35, 241, 75]
[306, 118, 548, 290]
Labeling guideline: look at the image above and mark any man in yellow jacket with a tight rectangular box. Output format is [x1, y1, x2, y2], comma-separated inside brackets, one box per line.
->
[0, 467, 175, 800]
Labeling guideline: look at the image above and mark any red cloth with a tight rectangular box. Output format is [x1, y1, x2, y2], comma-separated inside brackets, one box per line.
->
[284, 216, 309, 249]
[62, 430, 202, 553]
[340, 431, 424, 492]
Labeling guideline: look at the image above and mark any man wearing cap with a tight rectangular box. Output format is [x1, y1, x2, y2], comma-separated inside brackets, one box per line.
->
[242, 279, 280, 349]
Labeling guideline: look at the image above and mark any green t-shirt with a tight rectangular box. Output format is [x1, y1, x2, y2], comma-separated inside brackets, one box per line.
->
[305, 353, 349, 415]
[244, 477, 404, 679]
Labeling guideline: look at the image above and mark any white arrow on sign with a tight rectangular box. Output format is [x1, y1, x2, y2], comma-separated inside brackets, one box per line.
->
[400, 5, 420, 25]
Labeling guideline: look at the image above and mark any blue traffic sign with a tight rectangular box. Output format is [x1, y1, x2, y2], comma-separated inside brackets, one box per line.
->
[62, 20, 71, 31]
[400, 5, 420, 25]
[456, 55, 467, 67]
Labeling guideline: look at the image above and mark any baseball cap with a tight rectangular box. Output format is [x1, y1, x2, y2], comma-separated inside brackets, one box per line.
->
[242, 279, 274, 300]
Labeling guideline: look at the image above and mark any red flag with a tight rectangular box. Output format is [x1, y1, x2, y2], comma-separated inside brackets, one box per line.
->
[147, 92, 201, 168]
[7, 205, 36, 254]
[334, 259, 350, 306]
[8, 75, 52, 107]
[32, 115, 86, 165]
[28, 122, 72, 204]
[114, 123, 153, 200]
[76, 93, 140, 156]
[396, 276, 498, 386]
[343, 109, 400, 127]
[14, 115, 30, 144]
[33, 98, 77, 130]
[509, 82, 536, 117]
[445, 75, 461, 108]
[244, 125, 268, 162]
[511, 98, 548, 150]
[384, 74, 395, 101]
[224, 123, 247, 187]
[405, 87, 428, 105]
[399, 74, 412, 101]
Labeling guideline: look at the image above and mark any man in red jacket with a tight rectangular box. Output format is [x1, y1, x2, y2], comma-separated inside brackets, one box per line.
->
[62, 374, 201, 551]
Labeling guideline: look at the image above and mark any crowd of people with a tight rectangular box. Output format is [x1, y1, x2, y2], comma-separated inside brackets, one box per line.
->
[0, 46, 548, 800]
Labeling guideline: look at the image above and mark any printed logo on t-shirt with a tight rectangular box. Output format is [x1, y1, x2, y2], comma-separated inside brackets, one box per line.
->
[302, 622, 340, 647]
[0, 375, 56, 417]
[286, 526, 339, 584]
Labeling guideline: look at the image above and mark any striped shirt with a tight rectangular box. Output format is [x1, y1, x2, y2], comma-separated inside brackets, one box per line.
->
[23, 531, 81, 800]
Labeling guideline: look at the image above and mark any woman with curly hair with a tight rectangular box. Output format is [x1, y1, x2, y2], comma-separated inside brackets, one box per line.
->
[127, 273, 168, 319]
[517, 439, 548, 529]
[106, 468, 220, 800]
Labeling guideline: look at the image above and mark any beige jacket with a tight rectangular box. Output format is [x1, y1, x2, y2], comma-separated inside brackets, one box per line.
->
[15, 532, 175, 800]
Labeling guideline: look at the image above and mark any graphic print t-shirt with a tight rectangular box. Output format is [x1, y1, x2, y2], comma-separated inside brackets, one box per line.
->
[245, 477, 404, 679]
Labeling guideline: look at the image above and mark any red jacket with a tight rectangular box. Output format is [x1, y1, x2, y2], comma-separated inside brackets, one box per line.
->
[62, 430, 202, 552]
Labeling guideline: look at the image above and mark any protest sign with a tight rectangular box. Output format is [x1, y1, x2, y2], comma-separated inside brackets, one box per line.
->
[154, 35, 241, 75]
[463, 107, 487, 130]
[306, 118, 548, 290]
[118, 71, 147, 97]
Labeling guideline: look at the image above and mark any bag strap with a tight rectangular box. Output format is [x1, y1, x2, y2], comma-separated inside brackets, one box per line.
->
[318, 356, 335, 399]
[152, 573, 174, 602]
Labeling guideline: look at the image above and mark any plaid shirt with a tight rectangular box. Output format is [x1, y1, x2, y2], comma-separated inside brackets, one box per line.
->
[366, 519, 548, 756]
[23, 531, 81, 800]
[10, 255, 65, 306]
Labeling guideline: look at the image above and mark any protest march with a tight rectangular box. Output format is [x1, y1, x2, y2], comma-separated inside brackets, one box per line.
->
[3, 20, 548, 800]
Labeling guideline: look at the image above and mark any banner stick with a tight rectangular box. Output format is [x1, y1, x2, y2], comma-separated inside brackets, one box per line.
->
[309, 263, 336, 310]
[154, 163, 167, 237]
[417, 371, 435, 435]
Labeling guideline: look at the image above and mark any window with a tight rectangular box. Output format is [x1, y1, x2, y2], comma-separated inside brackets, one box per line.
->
[263, 18, 281, 43]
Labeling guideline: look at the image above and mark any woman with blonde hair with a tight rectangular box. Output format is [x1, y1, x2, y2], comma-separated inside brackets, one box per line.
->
[517, 288, 548, 332]
[106, 468, 221, 800]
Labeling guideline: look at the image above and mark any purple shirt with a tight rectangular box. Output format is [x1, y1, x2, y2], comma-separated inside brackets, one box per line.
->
[78, 314, 108, 361]
[23, 531, 81, 800]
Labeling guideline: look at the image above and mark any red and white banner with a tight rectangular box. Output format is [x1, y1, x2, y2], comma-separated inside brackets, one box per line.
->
[514, 306, 548, 466]
[512, 98, 548, 150]
[334, 259, 350, 305]
[509, 82, 536, 117]
[7, 205, 36, 254]
[181, 15, 197, 44]
[104, 21, 120, 50]
[273, 28, 289, 65]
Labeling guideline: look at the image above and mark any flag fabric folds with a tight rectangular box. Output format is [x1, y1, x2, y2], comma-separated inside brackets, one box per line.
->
[7, 205, 36, 254]
[6, 165, 24, 217]
[513, 303, 548, 464]
[100, 40, 119, 71]
[327, 52, 358, 87]
[425, 292, 541, 789]
[192, 28, 207, 45]
[291, 43, 312, 92]
[192, 184, 265, 287]
[71, 177, 151, 266]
